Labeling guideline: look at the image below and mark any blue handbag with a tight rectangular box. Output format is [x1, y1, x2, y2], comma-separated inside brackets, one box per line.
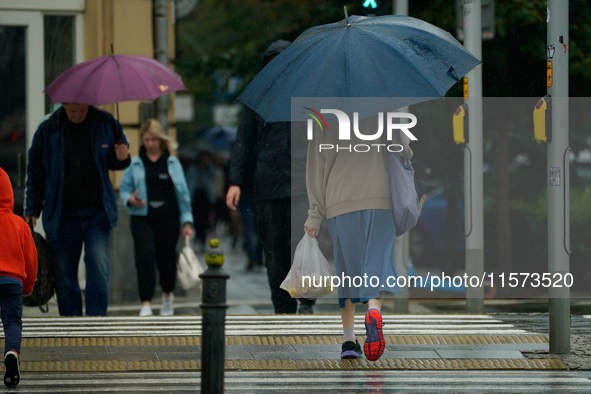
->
[387, 129, 426, 237]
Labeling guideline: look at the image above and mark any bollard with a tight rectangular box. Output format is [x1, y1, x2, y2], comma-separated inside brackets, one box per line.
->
[200, 238, 229, 394]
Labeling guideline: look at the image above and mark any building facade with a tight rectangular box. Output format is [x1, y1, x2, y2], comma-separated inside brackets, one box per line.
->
[0, 0, 179, 305]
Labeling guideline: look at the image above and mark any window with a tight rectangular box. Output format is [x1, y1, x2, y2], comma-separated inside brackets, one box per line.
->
[44, 15, 75, 113]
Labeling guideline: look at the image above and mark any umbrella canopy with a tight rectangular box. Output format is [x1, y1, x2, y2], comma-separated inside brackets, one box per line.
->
[44, 54, 186, 106]
[202, 126, 237, 151]
[238, 15, 481, 122]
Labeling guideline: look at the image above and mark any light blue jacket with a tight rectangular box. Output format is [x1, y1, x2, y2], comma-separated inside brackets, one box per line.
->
[119, 155, 193, 225]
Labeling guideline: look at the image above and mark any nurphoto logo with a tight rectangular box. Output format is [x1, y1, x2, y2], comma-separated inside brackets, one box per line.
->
[304, 108, 418, 152]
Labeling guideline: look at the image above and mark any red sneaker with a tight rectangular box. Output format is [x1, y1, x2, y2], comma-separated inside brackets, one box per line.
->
[364, 309, 385, 361]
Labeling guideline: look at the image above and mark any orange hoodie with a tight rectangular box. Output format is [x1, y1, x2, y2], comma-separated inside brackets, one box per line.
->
[0, 167, 37, 295]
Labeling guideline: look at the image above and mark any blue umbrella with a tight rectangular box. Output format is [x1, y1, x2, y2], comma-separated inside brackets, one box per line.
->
[237, 14, 481, 122]
[202, 126, 237, 151]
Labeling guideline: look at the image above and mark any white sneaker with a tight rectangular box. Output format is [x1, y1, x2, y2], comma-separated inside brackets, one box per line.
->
[139, 305, 153, 316]
[160, 295, 174, 316]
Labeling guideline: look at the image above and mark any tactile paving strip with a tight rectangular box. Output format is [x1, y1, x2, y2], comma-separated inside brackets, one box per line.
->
[226, 334, 549, 345]
[2, 335, 561, 372]
[17, 337, 201, 347]
[7, 358, 565, 372]
[225, 358, 566, 370]
[12, 334, 548, 347]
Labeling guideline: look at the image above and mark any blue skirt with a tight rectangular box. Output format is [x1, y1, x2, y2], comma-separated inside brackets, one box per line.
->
[327, 209, 401, 308]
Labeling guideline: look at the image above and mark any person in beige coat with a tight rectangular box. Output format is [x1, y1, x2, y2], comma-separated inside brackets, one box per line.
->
[304, 113, 412, 361]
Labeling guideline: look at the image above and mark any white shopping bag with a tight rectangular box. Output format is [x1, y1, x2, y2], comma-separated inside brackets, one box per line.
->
[177, 237, 204, 291]
[280, 234, 334, 299]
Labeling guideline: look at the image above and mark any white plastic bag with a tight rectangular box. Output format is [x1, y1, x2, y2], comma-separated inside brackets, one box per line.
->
[177, 237, 204, 291]
[280, 234, 334, 299]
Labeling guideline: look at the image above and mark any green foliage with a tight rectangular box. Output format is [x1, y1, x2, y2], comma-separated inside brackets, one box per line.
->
[175, 1, 591, 282]
[569, 186, 591, 276]
[176, 0, 354, 100]
[411, 0, 591, 97]
[481, 185, 591, 284]
[408, 2, 591, 278]
[177, 0, 591, 103]
[509, 186, 591, 285]
[569, 0, 591, 96]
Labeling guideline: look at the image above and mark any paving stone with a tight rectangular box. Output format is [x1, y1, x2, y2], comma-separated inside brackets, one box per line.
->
[38, 346, 109, 354]
[225, 347, 254, 360]
[382, 350, 441, 359]
[477, 343, 548, 351]
[386, 344, 479, 351]
[20, 350, 61, 362]
[62, 352, 159, 361]
[242, 345, 296, 353]
[156, 352, 201, 361]
[252, 351, 332, 360]
[107, 345, 199, 354]
[435, 349, 524, 359]
[293, 345, 341, 353]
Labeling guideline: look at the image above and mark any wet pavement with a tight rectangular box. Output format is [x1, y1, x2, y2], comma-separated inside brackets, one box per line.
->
[4, 370, 591, 393]
[13, 233, 591, 392]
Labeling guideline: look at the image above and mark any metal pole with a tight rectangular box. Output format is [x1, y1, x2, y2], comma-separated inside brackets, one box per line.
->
[547, 0, 570, 354]
[393, 0, 410, 314]
[154, 0, 169, 133]
[463, 0, 484, 313]
[393, 0, 408, 16]
[201, 240, 229, 393]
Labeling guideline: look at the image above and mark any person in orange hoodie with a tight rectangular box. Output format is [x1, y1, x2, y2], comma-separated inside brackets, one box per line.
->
[0, 168, 38, 388]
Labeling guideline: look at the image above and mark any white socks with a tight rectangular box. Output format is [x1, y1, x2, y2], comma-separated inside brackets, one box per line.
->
[343, 326, 356, 343]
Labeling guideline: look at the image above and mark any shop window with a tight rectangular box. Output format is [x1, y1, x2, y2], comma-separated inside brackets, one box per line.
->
[44, 15, 75, 114]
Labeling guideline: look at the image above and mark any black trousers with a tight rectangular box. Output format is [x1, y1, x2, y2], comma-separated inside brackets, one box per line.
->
[130, 214, 180, 302]
[192, 189, 213, 247]
[256, 199, 315, 314]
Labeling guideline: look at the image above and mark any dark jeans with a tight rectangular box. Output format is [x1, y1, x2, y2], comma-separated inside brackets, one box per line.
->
[0, 284, 22, 355]
[130, 214, 180, 302]
[238, 195, 261, 264]
[49, 208, 110, 316]
[256, 199, 315, 314]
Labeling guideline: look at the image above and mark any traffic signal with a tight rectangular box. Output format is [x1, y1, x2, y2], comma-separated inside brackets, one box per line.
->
[356, 0, 389, 16]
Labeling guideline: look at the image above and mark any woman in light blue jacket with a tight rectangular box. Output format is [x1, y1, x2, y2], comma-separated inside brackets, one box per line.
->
[119, 119, 193, 317]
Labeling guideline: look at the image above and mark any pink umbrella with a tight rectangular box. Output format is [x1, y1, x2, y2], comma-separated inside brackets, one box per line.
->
[44, 54, 186, 106]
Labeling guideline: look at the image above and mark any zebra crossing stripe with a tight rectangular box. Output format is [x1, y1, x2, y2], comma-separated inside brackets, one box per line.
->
[12, 371, 591, 393]
[10, 315, 538, 337]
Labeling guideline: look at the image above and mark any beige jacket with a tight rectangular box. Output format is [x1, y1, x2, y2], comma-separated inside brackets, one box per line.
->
[304, 115, 412, 230]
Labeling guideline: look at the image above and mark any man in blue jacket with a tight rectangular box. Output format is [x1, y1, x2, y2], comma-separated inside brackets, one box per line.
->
[25, 103, 131, 316]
